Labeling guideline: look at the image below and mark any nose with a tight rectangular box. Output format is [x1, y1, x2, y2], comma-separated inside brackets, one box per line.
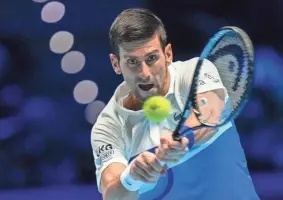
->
[139, 62, 151, 79]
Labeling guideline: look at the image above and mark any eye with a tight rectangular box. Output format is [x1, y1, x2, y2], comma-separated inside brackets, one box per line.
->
[147, 55, 159, 65]
[147, 55, 158, 62]
[127, 59, 138, 65]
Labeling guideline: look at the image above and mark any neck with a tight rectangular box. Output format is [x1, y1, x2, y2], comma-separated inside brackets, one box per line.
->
[123, 94, 142, 111]
[124, 69, 171, 111]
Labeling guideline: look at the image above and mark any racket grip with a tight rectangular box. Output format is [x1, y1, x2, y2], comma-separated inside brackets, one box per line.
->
[174, 125, 195, 149]
[173, 130, 182, 141]
[173, 134, 182, 141]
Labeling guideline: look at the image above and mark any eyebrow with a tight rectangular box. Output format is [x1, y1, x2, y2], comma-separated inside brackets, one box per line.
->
[124, 50, 160, 59]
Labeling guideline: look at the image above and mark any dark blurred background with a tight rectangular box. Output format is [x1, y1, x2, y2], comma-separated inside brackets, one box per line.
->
[0, 0, 282, 200]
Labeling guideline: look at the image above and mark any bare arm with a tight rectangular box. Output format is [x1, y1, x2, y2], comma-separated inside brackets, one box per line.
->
[101, 163, 139, 200]
[101, 151, 166, 200]
[211, 88, 226, 101]
[183, 88, 226, 144]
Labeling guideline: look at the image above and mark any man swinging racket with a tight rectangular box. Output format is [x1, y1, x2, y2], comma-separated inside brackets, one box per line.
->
[91, 8, 259, 200]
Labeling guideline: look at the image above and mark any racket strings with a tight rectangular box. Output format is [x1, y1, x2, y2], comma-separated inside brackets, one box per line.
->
[207, 33, 252, 113]
[173, 26, 253, 139]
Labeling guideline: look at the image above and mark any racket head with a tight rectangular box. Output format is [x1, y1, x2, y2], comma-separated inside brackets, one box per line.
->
[174, 26, 254, 137]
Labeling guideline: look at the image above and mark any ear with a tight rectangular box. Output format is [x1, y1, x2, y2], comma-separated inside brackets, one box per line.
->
[164, 43, 173, 65]
[109, 53, 122, 75]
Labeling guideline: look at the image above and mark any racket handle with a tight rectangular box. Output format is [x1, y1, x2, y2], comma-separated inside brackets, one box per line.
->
[173, 129, 182, 141]
[173, 135, 182, 141]
[174, 125, 195, 149]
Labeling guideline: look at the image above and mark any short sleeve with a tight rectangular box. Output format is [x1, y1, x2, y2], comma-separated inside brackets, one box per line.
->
[175, 57, 225, 97]
[196, 59, 225, 93]
[91, 102, 128, 193]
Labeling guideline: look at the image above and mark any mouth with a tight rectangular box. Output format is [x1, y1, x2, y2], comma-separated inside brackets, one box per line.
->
[138, 83, 154, 91]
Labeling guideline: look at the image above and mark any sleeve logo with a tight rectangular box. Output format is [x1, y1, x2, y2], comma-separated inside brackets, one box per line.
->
[204, 73, 220, 83]
[198, 80, 206, 86]
[95, 144, 113, 157]
[95, 144, 114, 163]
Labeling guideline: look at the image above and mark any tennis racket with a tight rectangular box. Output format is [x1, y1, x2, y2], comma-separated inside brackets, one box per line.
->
[171, 26, 254, 144]
[129, 26, 254, 199]
[130, 26, 254, 161]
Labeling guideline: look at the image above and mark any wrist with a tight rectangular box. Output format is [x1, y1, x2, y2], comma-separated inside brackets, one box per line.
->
[120, 162, 143, 191]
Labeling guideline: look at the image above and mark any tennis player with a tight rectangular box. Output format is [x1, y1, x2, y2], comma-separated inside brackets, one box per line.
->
[91, 8, 259, 200]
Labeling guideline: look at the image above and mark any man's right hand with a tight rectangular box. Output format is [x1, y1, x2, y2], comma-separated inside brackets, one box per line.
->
[130, 151, 167, 183]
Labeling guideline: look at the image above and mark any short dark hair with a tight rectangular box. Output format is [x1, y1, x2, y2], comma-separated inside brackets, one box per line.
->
[109, 8, 167, 56]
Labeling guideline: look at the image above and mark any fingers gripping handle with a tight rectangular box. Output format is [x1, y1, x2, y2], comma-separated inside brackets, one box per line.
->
[174, 124, 195, 149]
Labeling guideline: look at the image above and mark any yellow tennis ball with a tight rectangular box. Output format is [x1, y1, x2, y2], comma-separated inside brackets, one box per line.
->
[143, 96, 171, 122]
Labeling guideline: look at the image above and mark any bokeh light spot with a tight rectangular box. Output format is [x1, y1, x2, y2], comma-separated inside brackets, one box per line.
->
[61, 51, 86, 74]
[49, 31, 74, 54]
[73, 80, 98, 104]
[41, 1, 65, 23]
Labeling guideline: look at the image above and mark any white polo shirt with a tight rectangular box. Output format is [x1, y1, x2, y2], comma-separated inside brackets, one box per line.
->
[91, 57, 232, 193]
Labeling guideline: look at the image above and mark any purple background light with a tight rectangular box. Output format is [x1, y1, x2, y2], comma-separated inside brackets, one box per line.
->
[0, 0, 282, 199]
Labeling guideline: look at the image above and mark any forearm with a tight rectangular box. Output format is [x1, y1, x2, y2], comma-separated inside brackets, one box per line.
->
[192, 88, 226, 145]
[103, 177, 139, 200]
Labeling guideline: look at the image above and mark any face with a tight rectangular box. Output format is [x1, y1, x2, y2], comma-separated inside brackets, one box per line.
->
[110, 33, 173, 102]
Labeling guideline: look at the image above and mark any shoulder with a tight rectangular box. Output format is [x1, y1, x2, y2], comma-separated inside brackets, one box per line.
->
[170, 57, 199, 72]
[171, 57, 216, 74]
[92, 81, 128, 131]
[169, 57, 219, 98]
[91, 95, 122, 141]
[169, 57, 200, 94]
[170, 57, 219, 87]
